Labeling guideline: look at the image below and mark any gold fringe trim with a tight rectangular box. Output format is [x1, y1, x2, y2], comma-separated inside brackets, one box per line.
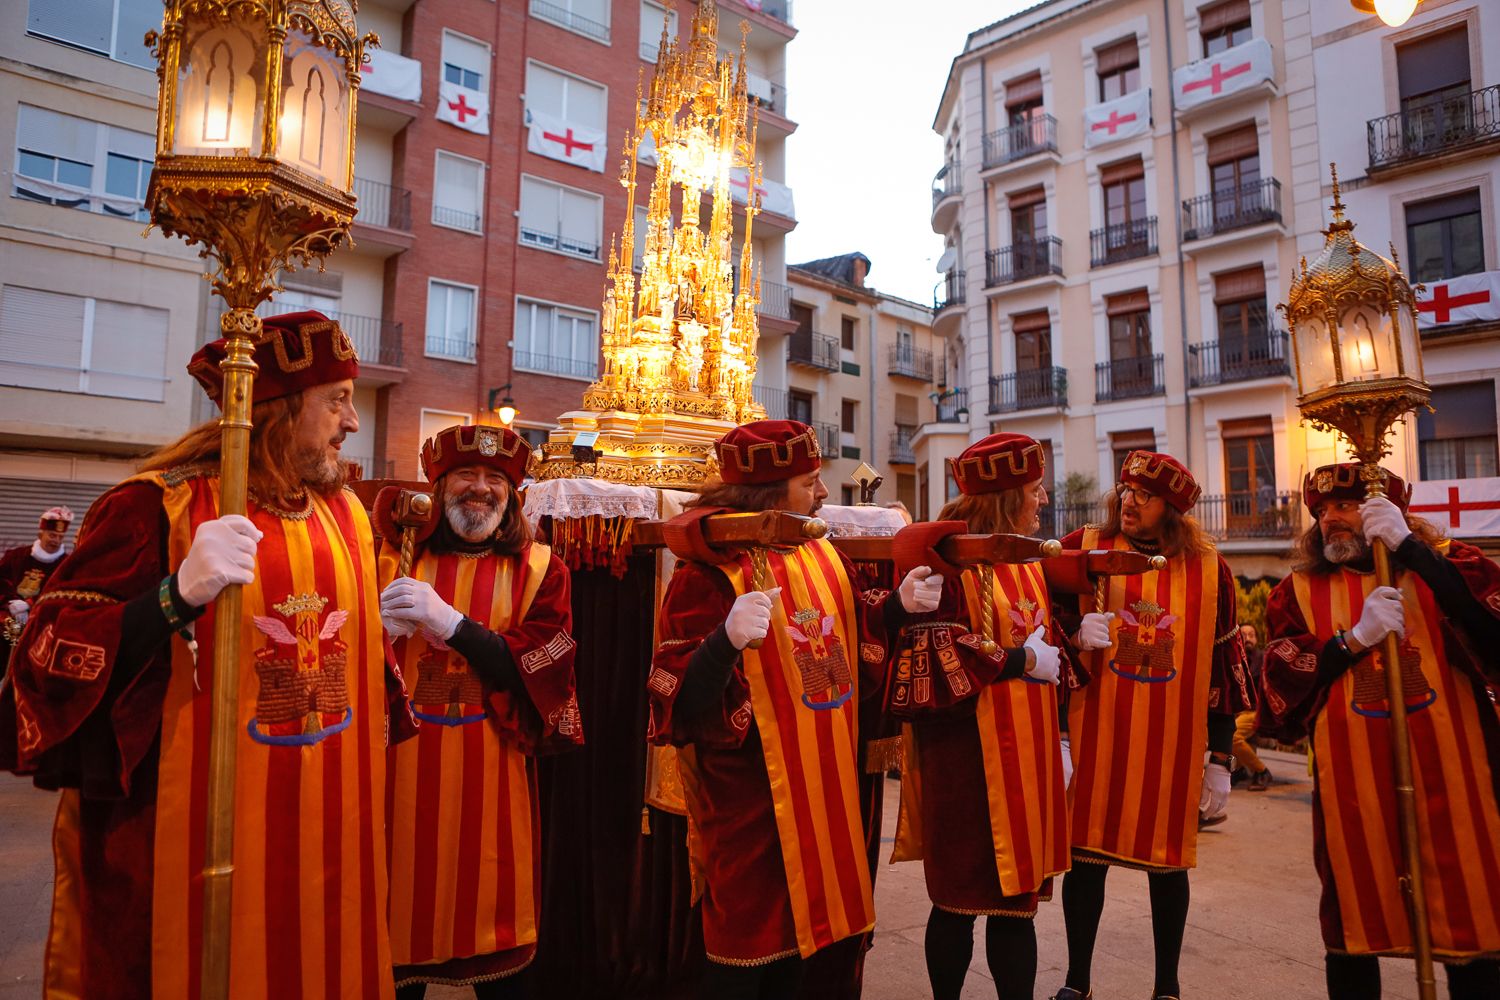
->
[863, 735, 904, 775]
[706, 945, 801, 967]
[34, 589, 119, 607]
[933, 901, 1038, 918]
[392, 951, 535, 987]
[1072, 847, 1189, 874]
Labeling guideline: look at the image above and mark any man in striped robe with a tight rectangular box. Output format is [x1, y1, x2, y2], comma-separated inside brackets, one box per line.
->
[1052, 450, 1253, 1000]
[1261, 463, 1500, 999]
[0, 312, 398, 999]
[378, 423, 581, 998]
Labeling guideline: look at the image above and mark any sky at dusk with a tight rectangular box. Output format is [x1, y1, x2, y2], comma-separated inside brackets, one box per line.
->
[781, 1, 1034, 305]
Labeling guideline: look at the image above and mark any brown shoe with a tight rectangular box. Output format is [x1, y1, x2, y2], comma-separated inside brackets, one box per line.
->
[1199, 811, 1228, 829]
[1051, 989, 1092, 1000]
[1247, 767, 1272, 791]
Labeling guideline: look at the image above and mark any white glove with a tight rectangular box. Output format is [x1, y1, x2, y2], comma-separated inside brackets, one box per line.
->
[1072, 612, 1115, 651]
[7, 599, 29, 627]
[381, 611, 418, 639]
[1350, 585, 1405, 650]
[380, 578, 464, 641]
[898, 566, 944, 613]
[1023, 625, 1061, 685]
[1200, 762, 1231, 820]
[725, 587, 780, 650]
[1360, 496, 1412, 551]
[1060, 735, 1074, 788]
[177, 514, 262, 607]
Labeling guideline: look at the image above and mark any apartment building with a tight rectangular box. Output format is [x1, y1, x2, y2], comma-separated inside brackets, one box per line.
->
[1299, 2, 1499, 526]
[0, 0, 217, 546]
[777, 253, 941, 515]
[930, 0, 1325, 576]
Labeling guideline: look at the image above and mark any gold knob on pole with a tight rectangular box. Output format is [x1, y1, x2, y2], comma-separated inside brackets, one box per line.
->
[802, 517, 828, 539]
[1040, 539, 1062, 557]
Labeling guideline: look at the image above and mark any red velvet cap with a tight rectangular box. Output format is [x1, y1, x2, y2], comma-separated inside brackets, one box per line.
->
[949, 433, 1046, 495]
[1303, 463, 1410, 513]
[38, 506, 74, 533]
[188, 311, 360, 408]
[421, 424, 532, 487]
[714, 419, 822, 485]
[1120, 450, 1201, 512]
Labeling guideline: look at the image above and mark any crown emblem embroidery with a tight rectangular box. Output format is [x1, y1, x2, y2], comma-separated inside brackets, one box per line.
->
[478, 428, 500, 456]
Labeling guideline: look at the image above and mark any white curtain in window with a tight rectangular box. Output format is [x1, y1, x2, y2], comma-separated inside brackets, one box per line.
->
[640, 1, 675, 54]
[525, 64, 605, 130]
[559, 189, 599, 252]
[570, 0, 609, 25]
[518, 177, 555, 240]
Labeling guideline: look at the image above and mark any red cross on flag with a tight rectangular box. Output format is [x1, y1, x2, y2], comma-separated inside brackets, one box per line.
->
[1083, 88, 1151, 149]
[437, 79, 489, 134]
[526, 108, 607, 173]
[1409, 478, 1500, 538]
[1173, 36, 1273, 111]
[1415, 270, 1500, 329]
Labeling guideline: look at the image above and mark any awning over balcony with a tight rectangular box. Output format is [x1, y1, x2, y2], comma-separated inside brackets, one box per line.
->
[1415, 269, 1500, 329]
[360, 48, 422, 102]
[1173, 36, 1273, 111]
[1084, 88, 1151, 149]
[1409, 478, 1500, 537]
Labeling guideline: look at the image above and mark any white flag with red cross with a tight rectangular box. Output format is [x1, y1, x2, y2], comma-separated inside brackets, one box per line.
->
[360, 47, 422, 103]
[1173, 36, 1273, 111]
[526, 108, 607, 173]
[1084, 88, 1151, 149]
[1409, 478, 1500, 538]
[728, 168, 795, 219]
[437, 79, 488, 134]
[1415, 270, 1500, 329]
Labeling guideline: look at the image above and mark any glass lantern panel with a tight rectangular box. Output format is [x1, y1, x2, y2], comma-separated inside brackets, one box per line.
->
[1393, 300, 1423, 381]
[1337, 303, 1395, 383]
[1292, 314, 1339, 394]
[173, 14, 269, 157]
[278, 29, 351, 190]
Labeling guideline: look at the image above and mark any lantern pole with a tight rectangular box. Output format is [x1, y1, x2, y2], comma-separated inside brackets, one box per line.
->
[1284, 166, 1435, 1000]
[144, 5, 371, 997]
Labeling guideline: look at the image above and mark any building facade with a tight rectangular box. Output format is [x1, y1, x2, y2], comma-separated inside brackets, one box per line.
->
[780, 253, 941, 515]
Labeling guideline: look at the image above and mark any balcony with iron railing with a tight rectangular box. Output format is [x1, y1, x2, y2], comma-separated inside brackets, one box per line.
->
[985, 237, 1063, 287]
[757, 279, 793, 321]
[1195, 491, 1301, 541]
[1095, 355, 1165, 402]
[1090, 217, 1158, 267]
[989, 366, 1067, 413]
[890, 426, 917, 464]
[752, 384, 788, 419]
[1188, 331, 1291, 388]
[352, 176, 412, 231]
[433, 203, 482, 232]
[934, 269, 966, 312]
[259, 304, 404, 370]
[981, 114, 1058, 169]
[1368, 83, 1500, 171]
[788, 330, 839, 370]
[889, 344, 933, 381]
[519, 226, 600, 261]
[1182, 178, 1281, 242]
[931, 161, 962, 206]
[814, 421, 840, 456]
[748, 80, 789, 120]
[932, 387, 969, 423]
[1038, 502, 1104, 542]
[514, 350, 598, 380]
[530, 0, 610, 42]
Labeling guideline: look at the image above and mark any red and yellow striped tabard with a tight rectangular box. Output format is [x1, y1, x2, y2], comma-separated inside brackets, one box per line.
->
[380, 543, 552, 973]
[140, 472, 393, 1000]
[1067, 528, 1218, 870]
[1292, 565, 1500, 958]
[897, 561, 1069, 902]
[684, 539, 875, 960]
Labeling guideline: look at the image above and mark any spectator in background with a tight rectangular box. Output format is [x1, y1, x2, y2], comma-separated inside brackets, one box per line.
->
[1232, 623, 1272, 791]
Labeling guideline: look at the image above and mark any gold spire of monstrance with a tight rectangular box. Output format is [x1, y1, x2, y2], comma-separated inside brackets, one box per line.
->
[536, 0, 766, 486]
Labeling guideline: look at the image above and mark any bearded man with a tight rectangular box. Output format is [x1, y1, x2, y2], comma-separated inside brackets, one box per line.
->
[1051, 450, 1253, 1000]
[1, 506, 74, 667]
[377, 424, 580, 999]
[0, 311, 397, 999]
[1260, 464, 1500, 1000]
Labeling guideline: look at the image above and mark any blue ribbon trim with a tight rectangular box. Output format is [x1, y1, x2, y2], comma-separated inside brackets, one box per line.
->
[247, 706, 354, 746]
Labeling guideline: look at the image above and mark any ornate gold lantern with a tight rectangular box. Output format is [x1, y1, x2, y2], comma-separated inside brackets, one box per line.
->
[144, 5, 371, 998]
[536, 0, 766, 487]
[1281, 164, 1436, 1000]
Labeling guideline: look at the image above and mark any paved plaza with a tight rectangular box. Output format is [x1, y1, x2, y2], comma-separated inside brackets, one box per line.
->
[0, 748, 1447, 998]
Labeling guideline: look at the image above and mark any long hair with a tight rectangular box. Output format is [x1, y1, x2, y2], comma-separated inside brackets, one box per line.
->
[433, 474, 533, 556]
[937, 489, 1031, 535]
[1094, 486, 1213, 559]
[684, 476, 789, 513]
[138, 394, 343, 509]
[1292, 510, 1446, 574]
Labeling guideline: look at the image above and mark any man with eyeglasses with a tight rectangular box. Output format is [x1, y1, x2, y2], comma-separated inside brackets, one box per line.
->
[1048, 450, 1253, 1000]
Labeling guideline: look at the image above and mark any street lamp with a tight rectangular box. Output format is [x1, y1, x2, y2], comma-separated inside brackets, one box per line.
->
[1281, 164, 1434, 1000]
[489, 384, 518, 426]
[1350, 0, 1423, 28]
[144, 4, 372, 999]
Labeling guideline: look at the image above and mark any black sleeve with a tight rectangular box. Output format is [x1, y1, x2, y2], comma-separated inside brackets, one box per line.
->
[1395, 536, 1500, 650]
[446, 617, 525, 697]
[1207, 710, 1235, 756]
[116, 574, 202, 681]
[672, 624, 741, 720]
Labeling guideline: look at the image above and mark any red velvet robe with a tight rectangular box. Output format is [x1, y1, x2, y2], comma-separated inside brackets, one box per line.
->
[1260, 541, 1500, 959]
[648, 545, 894, 965]
[0, 542, 65, 661]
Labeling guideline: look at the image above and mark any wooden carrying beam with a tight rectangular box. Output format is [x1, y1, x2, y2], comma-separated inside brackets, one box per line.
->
[832, 533, 1061, 566]
[631, 511, 829, 551]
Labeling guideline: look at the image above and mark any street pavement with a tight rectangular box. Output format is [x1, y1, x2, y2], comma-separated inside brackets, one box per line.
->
[0, 748, 1449, 998]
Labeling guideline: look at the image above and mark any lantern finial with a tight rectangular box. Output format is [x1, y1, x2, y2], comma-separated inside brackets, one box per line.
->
[1327, 162, 1353, 235]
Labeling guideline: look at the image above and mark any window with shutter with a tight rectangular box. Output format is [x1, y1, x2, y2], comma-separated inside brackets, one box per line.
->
[425, 280, 477, 361]
[518, 176, 601, 260]
[525, 63, 607, 131]
[27, 0, 154, 67]
[1404, 190, 1483, 283]
[640, 1, 676, 62]
[514, 299, 599, 380]
[1095, 37, 1141, 102]
[0, 285, 167, 400]
[1418, 381, 1498, 479]
[442, 31, 489, 92]
[1199, 0, 1252, 57]
[433, 151, 483, 232]
[1396, 28, 1470, 104]
[15, 105, 154, 219]
[530, 0, 611, 43]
